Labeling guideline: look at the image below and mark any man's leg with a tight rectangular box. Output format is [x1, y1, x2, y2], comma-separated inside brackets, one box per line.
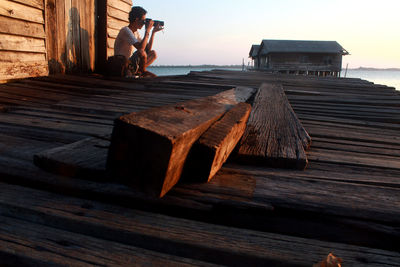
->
[134, 49, 157, 78]
[145, 50, 157, 67]
[139, 49, 157, 77]
[136, 49, 148, 73]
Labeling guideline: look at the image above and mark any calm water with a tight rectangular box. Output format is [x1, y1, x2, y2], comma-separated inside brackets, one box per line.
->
[147, 66, 243, 76]
[147, 66, 400, 91]
[341, 69, 400, 91]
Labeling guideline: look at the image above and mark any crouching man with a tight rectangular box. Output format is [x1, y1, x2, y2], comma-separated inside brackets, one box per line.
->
[114, 6, 163, 78]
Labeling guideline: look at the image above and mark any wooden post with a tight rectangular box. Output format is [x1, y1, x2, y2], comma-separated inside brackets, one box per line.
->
[97, 0, 107, 73]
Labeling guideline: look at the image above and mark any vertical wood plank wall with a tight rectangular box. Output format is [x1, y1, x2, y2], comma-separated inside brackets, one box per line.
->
[1, 0, 132, 79]
[98, 0, 132, 71]
[0, 0, 49, 81]
[45, 0, 96, 74]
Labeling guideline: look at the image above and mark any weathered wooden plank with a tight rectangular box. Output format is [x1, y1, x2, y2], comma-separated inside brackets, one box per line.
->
[107, 27, 119, 38]
[0, 132, 65, 161]
[0, 88, 57, 105]
[291, 102, 400, 116]
[107, 15, 128, 30]
[237, 83, 311, 170]
[70, 0, 95, 72]
[107, 47, 114, 57]
[10, 0, 44, 10]
[0, 33, 46, 53]
[0, 122, 87, 144]
[288, 95, 400, 107]
[301, 119, 400, 138]
[311, 136, 400, 156]
[107, 36, 115, 49]
[299, 113, 400, 131]
[0, 15, 45, 38]
[0, 0, 44, 23]
[55, 0, 66, 73]
[86, 0, 96, 71]
[107, 87, 255, 198]
[0, 216, 214, 267]
[303, 123, 400, 144]
[308, 147, 400, 171]
[297, 110, 400, 125]
[34, 136, 109, 179]
[0, 51, 46, 62]
[107, 5, 129, 21]
[107, 0, 132, 13]
[63, 0, 73, 72]
[1, 182, 399, 267]
[218, 166, 400, 225]
[120, 0, 132, 6]
[44, 0, 58, 73]
[11, 107, 113, 125]
[183, 102, 252, 182]
[0, 112, 111, 136]
[0, 61, 48, 81]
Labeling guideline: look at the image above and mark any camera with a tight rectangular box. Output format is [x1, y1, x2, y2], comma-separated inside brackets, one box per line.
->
[145, 18, 164, 27]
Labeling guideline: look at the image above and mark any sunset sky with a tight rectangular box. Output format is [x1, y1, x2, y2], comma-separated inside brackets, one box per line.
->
[133, 0, 400, 68]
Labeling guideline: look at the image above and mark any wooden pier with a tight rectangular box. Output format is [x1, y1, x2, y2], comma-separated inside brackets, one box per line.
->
[0, 70, 399, 266]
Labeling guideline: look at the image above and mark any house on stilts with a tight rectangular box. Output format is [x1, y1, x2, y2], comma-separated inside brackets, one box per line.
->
[249, 39, 349, 77]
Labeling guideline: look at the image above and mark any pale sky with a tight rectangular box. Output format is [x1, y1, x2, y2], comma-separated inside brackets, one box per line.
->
[133, 0, 400, 68]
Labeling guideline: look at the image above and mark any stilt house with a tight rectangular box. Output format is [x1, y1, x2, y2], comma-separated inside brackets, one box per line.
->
[249, 39, 349, 76]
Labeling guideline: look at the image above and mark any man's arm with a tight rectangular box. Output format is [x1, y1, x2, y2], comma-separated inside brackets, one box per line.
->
[146, 24, 163, 52]
[134, 20, 153, 51]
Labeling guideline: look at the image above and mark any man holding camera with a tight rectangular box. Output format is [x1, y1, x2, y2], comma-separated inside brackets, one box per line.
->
[114, 6, 163, 78]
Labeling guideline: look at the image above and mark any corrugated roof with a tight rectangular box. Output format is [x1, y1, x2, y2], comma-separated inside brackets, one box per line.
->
[249, 45, 260, 58]
[259, 40, 349, 55]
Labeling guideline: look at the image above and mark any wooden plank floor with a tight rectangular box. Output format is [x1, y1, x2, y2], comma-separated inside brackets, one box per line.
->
[0, 72, 399, 266]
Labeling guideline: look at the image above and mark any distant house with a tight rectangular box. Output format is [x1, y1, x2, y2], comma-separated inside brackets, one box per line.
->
[249, 45, 261, 69]
[249, 40, 349, 77]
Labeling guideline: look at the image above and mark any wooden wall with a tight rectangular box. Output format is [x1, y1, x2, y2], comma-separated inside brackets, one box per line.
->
[98, 0, 132, 72]
[0, 0, 49, 82]
[45, 0, 96, 74]
[261, 53, 343, 72]
[0, 0, 133, 80]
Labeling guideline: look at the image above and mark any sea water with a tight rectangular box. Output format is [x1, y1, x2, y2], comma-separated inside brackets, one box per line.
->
[147, 66, 400, 91]
[147, 66, 242, 77]
[341, 69, 400, 91]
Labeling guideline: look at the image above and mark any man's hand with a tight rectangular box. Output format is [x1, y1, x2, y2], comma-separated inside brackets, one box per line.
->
[145, 19, 154, 33]
[153, 24, 164, 33]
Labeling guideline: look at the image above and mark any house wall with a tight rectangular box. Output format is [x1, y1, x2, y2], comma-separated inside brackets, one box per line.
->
[0, 0, 48, 81]
[98, 0, 132, 72]
[45, 0, 96, 74]
[264, 53, 342, 71]
[1, 0, 132, 80]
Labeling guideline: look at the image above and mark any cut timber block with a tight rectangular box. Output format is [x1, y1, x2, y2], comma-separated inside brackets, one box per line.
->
[237, 83, 311, 170]
[183, 102, 252, 183]
[107, 87, 255, 198]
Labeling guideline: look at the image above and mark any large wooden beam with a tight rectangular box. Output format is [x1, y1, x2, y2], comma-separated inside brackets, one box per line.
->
[237, 83, 311, 170]
[107, 87, 255, 198]
[183, 102, 252, 183]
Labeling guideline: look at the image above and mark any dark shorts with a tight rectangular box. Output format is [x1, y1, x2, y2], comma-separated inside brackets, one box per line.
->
[128, 51, 140, 75]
